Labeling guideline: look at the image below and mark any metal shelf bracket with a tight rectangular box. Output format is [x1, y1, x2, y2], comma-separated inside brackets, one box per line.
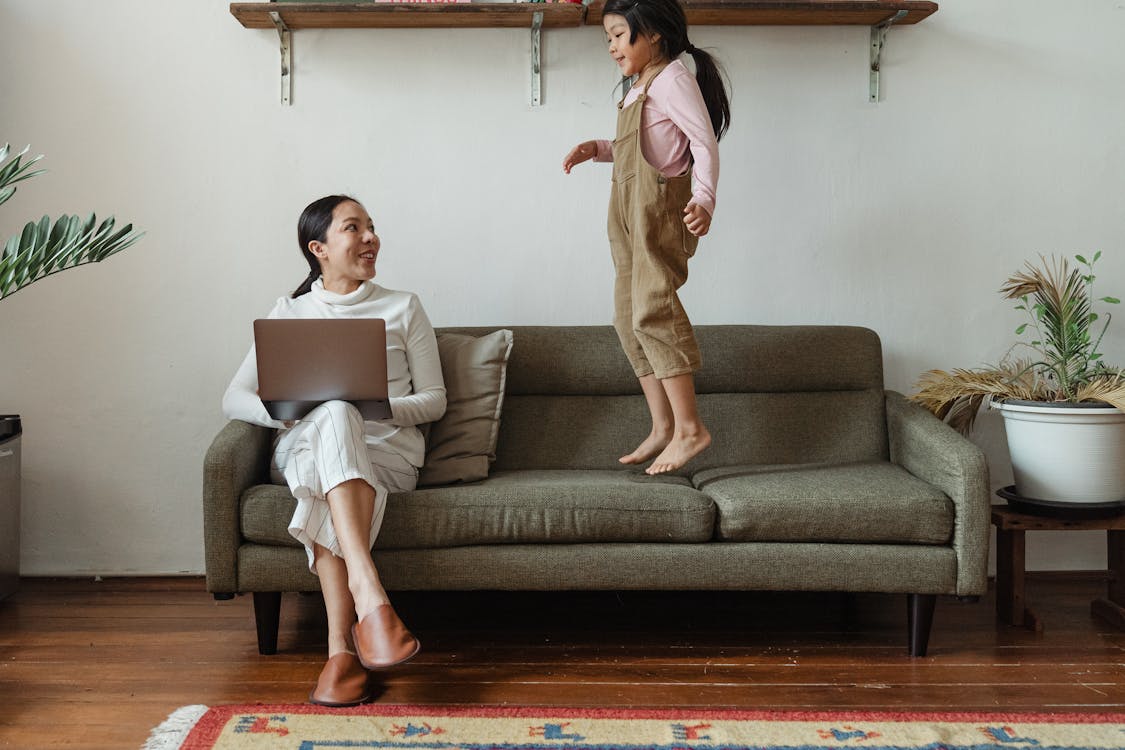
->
[531, 11, 543, 107]
[269, 11, 292, 106]
[869, 9, 908, 103]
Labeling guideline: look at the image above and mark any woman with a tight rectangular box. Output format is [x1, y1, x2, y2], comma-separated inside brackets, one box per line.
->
[223, 195, 447, 706]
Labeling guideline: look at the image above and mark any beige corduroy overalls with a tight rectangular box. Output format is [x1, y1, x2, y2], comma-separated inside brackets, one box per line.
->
[607, 65, 702, 380]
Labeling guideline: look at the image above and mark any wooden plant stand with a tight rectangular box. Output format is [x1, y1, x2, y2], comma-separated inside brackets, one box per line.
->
[992, 502, 1125, 632]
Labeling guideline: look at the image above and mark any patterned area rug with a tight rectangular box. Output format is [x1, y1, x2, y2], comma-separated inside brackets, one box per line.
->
[142, 704, 1125, 750]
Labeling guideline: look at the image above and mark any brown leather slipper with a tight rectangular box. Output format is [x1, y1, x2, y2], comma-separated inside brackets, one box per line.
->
[308, 652, 371, 707]
[351, 603, 421, 670]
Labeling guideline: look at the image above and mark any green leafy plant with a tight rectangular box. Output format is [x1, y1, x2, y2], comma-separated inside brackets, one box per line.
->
[0, 143, 143, 301]
[911, 253, 1125, 434]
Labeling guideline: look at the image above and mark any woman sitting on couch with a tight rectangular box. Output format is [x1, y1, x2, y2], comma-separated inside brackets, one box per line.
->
[222, 194, 447, 706]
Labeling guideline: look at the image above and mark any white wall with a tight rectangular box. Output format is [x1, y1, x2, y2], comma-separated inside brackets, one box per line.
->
[1, 0, 1123, 575]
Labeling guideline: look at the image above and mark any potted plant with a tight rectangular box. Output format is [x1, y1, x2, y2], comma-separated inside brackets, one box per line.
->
[0, 142, 143, 599]
[911, 252, 1125, 510]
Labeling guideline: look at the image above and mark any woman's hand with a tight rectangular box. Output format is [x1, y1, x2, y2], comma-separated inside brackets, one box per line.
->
[563, 141, 597, 174]
[683, 203, 712, 237]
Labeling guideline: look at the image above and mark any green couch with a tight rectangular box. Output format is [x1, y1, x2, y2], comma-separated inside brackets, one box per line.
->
[203, 325, 989, 657]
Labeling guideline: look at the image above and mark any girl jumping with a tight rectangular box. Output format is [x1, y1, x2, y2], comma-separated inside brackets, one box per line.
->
[563, 0, 730, 475]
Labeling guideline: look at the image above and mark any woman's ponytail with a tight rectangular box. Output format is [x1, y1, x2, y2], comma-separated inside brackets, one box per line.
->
[291, 267, 319, 299]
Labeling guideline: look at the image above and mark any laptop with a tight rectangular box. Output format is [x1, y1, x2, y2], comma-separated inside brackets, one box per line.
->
[253, 318, 392, 422]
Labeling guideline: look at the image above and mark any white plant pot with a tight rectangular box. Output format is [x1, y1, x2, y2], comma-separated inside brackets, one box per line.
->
[991, 398, 1125, 506]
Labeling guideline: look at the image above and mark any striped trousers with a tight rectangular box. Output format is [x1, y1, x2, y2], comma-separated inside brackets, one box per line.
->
[269, 400, 417, 573]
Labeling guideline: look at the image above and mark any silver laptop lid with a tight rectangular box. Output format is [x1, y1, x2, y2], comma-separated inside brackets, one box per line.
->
[253, 318, 391, 422]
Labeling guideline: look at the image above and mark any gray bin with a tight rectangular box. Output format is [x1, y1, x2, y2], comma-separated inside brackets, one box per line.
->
[0, 415, 21, 600]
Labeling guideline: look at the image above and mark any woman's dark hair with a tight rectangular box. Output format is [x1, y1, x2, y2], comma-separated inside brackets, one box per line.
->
[292, 194, 357, 298]
[603, 0, 730, 140]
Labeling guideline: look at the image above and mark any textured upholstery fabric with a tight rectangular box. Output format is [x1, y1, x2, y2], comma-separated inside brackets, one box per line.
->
[203, 325, 990, 613]
[694, 461, 953, 544]
[418, 329, 514, 486]
[235, 543, 957, 594]
[493, 391, 887, 474]
[884, 391, 990, 596]
[203, 420, 273, 593]
[473, 325, 887, 475]
[440, 325, 883, 396]
[366, 543, 956, 594]
[242, 469, 714, 549]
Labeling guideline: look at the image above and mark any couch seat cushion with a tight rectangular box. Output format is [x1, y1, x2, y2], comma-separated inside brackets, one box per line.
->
[241, 469, 714, 550]
[694, 461, 953, 544]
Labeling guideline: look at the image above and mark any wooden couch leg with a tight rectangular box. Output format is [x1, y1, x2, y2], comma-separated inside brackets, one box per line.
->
[907, 593, 936, 656]
[253, 592, 282, 655]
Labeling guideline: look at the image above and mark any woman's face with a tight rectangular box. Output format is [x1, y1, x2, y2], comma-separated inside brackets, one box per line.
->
[603, 14, 659, 79]
[311, 200, 380, 293]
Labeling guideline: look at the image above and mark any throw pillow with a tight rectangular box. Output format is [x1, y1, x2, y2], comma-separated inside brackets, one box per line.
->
[417, 329, 514, 486]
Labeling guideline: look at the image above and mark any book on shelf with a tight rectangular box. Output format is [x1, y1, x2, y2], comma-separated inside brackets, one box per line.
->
[272, 0, 473, 4]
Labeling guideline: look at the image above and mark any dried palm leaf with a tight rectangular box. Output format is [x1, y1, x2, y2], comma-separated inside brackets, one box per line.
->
[911, 367, 1039, 434]
[1073, 375, 1125, 412]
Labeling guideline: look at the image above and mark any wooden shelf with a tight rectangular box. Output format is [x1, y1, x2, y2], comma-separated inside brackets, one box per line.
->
[587, 1, 937, 26]
[231, 1, 937, 29]
[231, 1, 938, 105]
[230, 2, 584, 29]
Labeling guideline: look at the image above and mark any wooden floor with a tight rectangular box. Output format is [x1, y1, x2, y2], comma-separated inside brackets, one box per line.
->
[1, 575, 1123, 748]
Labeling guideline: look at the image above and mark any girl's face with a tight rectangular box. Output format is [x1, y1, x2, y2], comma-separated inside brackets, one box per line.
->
[603, 14, 660, 78]
[310, 200, 380, 293]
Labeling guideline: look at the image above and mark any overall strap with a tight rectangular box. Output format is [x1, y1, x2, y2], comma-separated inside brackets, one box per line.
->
[639, 62, 669, 96]
[618, 62, 670, 108]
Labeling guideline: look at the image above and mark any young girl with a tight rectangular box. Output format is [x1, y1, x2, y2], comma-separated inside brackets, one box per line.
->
[563, 0, 730, 475]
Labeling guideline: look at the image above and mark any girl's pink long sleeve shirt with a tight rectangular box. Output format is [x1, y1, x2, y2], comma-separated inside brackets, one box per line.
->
[594, 59, 719, 218]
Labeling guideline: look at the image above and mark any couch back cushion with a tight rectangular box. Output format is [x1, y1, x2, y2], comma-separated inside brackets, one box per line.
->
[437, 325, 888, 473]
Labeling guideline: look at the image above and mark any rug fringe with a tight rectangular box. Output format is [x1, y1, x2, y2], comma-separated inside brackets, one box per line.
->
[141, 704, 209, 750]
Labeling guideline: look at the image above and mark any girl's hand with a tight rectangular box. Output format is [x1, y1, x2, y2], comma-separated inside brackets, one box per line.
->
[563, 141, 597, 174]
[683, 203, 712, 237]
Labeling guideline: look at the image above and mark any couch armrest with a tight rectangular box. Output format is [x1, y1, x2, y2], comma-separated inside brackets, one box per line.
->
[202, 420, 273, 593]
[885, 390, 991, 596]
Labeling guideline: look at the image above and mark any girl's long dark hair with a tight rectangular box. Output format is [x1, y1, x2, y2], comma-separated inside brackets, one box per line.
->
[603, 0, 730, 140]
[292, 194, 356, 298]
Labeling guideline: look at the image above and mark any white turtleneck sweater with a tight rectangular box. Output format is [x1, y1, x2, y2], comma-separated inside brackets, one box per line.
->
[222, 279, 447, 468]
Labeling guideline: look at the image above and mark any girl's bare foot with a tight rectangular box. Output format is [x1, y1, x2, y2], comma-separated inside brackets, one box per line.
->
[646, 428, 711, 475]
[619, 430, 671, 465]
